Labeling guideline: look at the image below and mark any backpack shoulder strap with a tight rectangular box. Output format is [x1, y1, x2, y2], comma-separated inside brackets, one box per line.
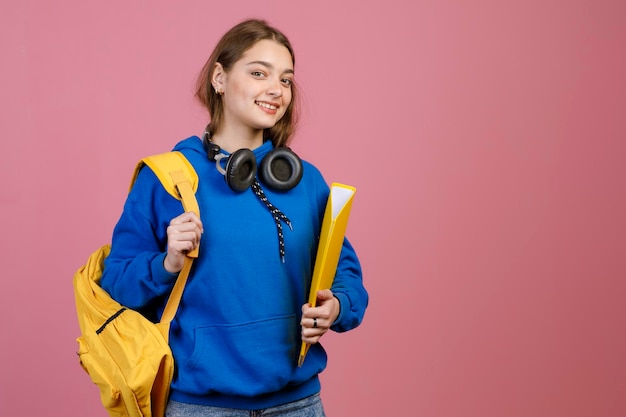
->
[130, 151, 200, 218]
[130, 151, 200, 326]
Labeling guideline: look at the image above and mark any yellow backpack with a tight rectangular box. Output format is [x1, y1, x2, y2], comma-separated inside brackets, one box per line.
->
[74, 151, 199, 417]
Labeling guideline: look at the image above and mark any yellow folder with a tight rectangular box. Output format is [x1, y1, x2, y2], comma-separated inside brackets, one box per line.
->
[298, 183, 356, 367]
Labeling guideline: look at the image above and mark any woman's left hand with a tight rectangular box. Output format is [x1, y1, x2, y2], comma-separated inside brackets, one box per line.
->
[300, 289, 341, 345]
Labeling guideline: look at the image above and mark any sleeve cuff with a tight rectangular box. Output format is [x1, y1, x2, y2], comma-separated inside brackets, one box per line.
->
[150, 252, 179, 287]
[331, 292, 349, 330]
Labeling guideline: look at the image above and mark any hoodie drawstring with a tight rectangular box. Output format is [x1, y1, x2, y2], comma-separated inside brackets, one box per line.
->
[251, 178, 292, 262]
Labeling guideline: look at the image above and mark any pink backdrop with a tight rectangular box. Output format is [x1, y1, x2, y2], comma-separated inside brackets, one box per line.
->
[1, 1, 625, 416]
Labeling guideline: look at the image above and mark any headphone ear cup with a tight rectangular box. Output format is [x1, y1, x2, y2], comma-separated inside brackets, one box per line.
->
[225, 149, 257, 192]
[258, 148, 303, 191]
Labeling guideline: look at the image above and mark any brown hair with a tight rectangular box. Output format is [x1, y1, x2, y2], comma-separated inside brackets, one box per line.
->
[195, 19, 299, 147]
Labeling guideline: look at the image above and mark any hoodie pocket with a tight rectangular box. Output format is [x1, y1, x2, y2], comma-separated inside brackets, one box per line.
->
[180, 314, 298, 396]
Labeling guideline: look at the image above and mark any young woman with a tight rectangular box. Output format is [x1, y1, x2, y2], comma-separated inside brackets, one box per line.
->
[101, 19, 368, 416]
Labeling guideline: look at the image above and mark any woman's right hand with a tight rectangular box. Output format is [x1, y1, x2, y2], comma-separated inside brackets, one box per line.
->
[163, 211, 204, 273]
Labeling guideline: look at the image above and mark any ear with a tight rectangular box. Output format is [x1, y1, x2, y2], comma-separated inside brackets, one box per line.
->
[211, 62, 225, 90]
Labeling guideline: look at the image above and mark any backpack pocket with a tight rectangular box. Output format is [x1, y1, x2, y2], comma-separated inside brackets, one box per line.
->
[76, 336, 143, 417]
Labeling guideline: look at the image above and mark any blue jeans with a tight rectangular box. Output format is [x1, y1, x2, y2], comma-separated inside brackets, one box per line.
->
[166, 393, 326, 417]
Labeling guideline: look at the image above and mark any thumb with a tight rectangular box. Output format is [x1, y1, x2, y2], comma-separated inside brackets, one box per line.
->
[316, 289, 334, 302]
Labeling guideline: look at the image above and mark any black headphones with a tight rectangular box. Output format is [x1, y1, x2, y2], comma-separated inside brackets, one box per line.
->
[203, 132, 303, 193]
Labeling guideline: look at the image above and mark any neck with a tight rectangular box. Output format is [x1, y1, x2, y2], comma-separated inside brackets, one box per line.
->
[211, 124, 264, 153]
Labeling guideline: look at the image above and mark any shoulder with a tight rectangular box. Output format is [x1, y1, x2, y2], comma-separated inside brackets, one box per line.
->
[172, 136, 205, 154]
[300, 159, 325, 184]
[129, 136, 206, 203]
[296, 159, 331, 208]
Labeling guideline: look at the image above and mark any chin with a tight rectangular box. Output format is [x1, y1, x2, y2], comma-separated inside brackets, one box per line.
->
[253, 118, 282, 130]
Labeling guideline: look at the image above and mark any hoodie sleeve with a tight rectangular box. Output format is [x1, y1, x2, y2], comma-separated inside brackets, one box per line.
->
[330, 237, 369, 332]
[100, 166, 183, 310]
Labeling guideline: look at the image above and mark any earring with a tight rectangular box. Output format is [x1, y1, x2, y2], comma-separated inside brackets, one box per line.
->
[215, 87, 223, 95]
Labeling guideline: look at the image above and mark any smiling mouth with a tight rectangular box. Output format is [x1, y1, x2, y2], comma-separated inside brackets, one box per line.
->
[256, 101, 278, 110]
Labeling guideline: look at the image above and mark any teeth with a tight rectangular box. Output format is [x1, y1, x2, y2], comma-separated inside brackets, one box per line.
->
[256, 101, 277, 110]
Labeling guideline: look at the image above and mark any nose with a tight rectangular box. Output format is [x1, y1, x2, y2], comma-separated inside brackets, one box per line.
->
[267, 77, 283, 97]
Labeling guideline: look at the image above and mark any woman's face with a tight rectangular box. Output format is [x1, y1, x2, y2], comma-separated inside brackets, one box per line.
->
[217, 39, 294, 134]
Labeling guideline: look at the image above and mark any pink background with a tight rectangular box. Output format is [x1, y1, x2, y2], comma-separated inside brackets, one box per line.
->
[1, 1, 625, 416]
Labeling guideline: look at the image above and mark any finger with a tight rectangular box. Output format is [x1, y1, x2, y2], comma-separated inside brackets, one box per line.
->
[167, 241, 193, 256]
[168, 221, 202, 235]
[168, 231, 200, 248]
[168, 222, 203, 243]
[300, 317, 318, 328]
[301, 327, 323, 345]
[301, 317, 326, 331]
[317, 289, 334, 300]
[169, 211, 193, 225]
[170, 212, 204, 232]
[301, 334, 320, 345]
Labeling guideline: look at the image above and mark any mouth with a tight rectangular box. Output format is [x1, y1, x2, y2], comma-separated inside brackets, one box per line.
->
[255, 101, 279, 111]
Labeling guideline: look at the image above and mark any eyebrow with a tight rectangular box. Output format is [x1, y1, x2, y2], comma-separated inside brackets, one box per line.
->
[246, 60, 294, 75]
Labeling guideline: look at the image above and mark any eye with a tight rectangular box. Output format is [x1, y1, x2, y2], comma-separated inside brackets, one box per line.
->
[281, 78, 293, 87]
[251, 71, 266, 78]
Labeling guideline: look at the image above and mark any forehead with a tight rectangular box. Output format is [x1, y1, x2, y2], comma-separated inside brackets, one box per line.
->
[238, 39, 294, 71]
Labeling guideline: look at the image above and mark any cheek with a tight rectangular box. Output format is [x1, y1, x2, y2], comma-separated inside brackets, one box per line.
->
[225, 85, 254, 111]
[282, 90, 293, 110]
[279, 102, 291, 120]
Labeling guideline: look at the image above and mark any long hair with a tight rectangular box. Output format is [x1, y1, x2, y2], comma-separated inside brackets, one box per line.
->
[195, 19, 299, 147]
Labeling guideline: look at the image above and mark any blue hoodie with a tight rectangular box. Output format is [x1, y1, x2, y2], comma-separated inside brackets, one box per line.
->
[101, 136, 368, 409]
